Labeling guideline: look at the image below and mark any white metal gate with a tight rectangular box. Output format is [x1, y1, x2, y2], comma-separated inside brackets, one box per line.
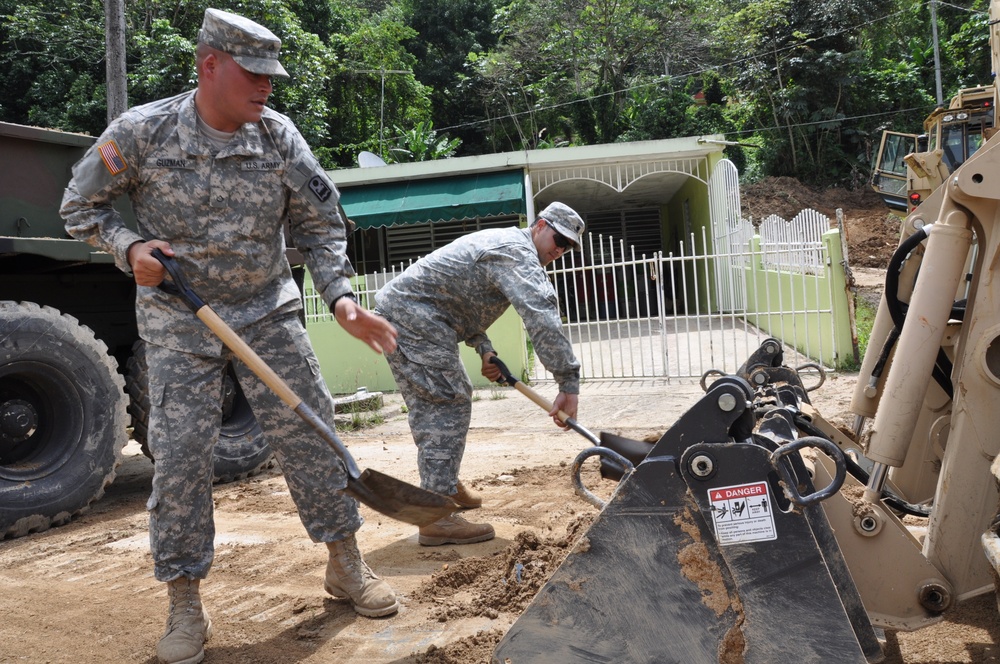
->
[312, 204, 843, 383]
[532, 209, 840, 381]
[708, 159, 749, 312]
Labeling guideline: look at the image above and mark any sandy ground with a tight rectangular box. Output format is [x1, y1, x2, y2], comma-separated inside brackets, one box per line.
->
[1, 185, 993, 663]
[2, 370, 999, 664]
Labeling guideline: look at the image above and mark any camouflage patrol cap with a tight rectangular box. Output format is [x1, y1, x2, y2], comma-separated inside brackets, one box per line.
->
[538, 201, 585, 251]
[198, 8, 289, 78]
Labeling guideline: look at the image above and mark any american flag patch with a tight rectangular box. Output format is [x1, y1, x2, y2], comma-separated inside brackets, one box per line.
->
[98, 139, 127, 175]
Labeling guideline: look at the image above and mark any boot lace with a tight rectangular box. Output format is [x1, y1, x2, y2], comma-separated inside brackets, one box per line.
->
[166, 580, 200, 631]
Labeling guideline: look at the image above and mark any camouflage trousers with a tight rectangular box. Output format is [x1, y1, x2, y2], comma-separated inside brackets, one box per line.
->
[145, 309, 361, 582]
[384, 346, 472, 496]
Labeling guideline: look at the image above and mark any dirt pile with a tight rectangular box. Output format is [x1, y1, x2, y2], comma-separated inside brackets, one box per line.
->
[741, 176, 901, 268]
[411, 506, 597, 663]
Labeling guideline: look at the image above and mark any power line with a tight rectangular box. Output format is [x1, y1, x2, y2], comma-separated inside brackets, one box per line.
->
[426, 2, 985, 143]
[935, 0, 986, 15]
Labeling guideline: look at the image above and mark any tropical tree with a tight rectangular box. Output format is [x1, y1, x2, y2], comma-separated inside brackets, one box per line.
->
[0, 0, 995, 185]
[470, 0, 709, 150]
[0, 0, 110, 133]
[324, 4, 433, 166]
[709, 0, 887, 184]
[400, 0, 497, 154]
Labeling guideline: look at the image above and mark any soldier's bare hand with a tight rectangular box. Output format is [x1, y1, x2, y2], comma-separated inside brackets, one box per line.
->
[335, 299, 398, 354]
[128, 240, 173, 287]
[550, 392, 579, 429]
[481, 352, 502, 382]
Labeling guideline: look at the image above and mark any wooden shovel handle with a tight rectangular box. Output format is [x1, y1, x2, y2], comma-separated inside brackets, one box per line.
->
[489, 355, 572, 422]
[511, 381, 573, 423]
[195, 306, 301, 409]
[489, 355, 600, 445]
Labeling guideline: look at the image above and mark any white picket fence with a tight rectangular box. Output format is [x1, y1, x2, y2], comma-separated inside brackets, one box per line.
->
[304, 208, 842, 381]
[758, 210, 829, 274]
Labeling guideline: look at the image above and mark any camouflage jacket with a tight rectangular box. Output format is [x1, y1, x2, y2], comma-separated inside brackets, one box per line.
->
[60, 90, 353, 355]
[375, 226, 580, 393]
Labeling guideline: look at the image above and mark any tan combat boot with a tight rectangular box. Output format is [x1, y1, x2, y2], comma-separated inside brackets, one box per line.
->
[157, 577, 212, 664]
[418, 513, 495, 546]
[325, 534, 399, 617]
[453, 480, 482, 509]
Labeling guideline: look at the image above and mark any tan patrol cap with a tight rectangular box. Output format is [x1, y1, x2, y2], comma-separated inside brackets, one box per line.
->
[198, 8, 289, 78]
[538, 202, 586, 251]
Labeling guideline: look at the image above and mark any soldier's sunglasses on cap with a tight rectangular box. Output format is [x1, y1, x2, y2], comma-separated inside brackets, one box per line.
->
[545, 220, 572, 249]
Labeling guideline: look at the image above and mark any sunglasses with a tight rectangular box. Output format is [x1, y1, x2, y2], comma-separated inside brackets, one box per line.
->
[546, 220, 572, 249]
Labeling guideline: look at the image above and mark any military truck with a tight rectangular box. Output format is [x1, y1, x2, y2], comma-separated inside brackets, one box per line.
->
[0, 121, 273, 539]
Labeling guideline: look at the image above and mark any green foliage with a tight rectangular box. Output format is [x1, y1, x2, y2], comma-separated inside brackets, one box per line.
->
[0, 0, 995, 189]
[471, 0, 706, 151]
[710, 0, 888, 187]
[324, 7, 433, 166]
[129, 19, 197, 105]
[1, 0, 108, 133]
[852, 293, 878, 370]
[387, 120, 462, 162]
[400, 0, 497, 153]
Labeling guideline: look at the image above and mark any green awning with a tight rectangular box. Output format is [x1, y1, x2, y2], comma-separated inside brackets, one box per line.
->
[340, 170, 525, 230]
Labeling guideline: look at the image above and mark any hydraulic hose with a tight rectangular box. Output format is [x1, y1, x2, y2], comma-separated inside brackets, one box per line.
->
[879, 226, 954, 400]
[794, 414, 931, 518]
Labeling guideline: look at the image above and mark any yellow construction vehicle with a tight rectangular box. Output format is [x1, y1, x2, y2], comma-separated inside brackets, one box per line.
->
[871, 4, 1000, 213]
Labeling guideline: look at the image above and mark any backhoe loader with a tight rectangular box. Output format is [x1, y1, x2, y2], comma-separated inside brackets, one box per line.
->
[492, 8, 1000, 662]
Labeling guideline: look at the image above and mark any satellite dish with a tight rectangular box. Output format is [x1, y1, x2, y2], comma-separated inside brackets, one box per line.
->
[358, 151, 387, 168]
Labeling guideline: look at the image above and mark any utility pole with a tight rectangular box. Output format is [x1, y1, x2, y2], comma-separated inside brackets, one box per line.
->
[353, 69, 408, 158]
[105, 0, 128, 122]
[930, 0, 943, 106]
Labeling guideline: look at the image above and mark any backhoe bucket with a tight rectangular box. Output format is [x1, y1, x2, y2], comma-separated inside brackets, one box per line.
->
[492, 376, 881, 663]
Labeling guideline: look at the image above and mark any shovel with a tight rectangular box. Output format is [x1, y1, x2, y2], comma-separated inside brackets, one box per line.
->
[488, 357, 654, 468]
[150, 249, 462, 526]
[488, 356, 639, 506]
[488, 356, 601, 444]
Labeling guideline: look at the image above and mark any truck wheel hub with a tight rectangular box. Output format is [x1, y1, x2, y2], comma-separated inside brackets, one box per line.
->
[222, 375, 236, 419]
[1, 399, 38, 443]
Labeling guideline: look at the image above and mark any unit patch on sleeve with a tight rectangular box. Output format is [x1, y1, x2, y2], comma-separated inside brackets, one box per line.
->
[98, 139, 128, 176]
[308, 175, 332, 202]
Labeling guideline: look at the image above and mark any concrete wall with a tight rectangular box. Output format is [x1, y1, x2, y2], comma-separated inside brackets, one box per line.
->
[742, 229, 856, 369]
[306, 302, 527, 396]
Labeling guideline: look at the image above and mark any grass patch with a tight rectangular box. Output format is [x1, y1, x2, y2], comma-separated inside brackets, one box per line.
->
[855, 295, 877, 362]
[336, 404, 387, 431]
[837, 293, 878, 372]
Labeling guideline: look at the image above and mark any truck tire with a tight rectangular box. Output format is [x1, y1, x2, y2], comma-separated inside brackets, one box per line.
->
[125, 340, 274, 483]
[0, 302, 128, 539]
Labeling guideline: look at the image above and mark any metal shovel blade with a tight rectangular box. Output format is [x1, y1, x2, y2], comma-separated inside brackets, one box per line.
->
[346, 469, 466, 527]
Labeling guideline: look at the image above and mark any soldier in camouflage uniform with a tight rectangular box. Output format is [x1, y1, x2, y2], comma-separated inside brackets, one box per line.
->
[60, 9, 399, 664]
[375, 201, 584, 546]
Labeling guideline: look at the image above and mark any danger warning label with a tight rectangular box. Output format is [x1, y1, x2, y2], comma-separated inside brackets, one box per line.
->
[708, 481, 777, 546]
